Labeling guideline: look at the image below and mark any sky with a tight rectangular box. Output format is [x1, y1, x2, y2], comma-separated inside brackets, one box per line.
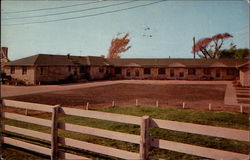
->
[1, 0, 249, 61]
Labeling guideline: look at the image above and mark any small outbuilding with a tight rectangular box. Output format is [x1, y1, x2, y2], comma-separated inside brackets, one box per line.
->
[238, 62, 250, 87]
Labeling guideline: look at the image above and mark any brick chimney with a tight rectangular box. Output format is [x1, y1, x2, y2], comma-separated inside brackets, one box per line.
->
[1, 47, 9, 63]
[1, 47, 8, 58]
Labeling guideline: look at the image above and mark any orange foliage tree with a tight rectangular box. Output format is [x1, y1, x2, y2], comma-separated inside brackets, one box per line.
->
[192, 33, 233, 59]
[107, 33, 131, 59]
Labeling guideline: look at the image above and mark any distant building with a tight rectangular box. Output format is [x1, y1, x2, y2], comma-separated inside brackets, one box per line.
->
[237, 62, 250, 87]
[2, 53, 249, 86]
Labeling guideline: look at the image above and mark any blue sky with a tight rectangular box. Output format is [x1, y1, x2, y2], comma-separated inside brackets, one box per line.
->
[1, 0, 249, 61]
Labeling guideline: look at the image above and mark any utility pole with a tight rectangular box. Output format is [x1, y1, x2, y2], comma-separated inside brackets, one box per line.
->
[193, 37, 196, 59]
[79, 50, 82, 56]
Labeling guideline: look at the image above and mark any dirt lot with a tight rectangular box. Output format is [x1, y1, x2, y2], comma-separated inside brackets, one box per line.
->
[6, 83, 229, 111]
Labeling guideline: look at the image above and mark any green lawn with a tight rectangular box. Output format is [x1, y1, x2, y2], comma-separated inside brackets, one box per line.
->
[2, 106, 249, 160]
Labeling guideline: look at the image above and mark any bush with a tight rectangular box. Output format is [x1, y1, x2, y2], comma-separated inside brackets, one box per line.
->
[0, 72, 12, 84]
[0, 73, 26, 85]
[8, 79, 26, 86]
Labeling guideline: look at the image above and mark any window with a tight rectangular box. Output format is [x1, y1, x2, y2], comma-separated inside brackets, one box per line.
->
[99, 67, 104, 73]
[115, 67, 121, 74]
[80, 66, 85, 73]
[170, 69, 174, 77]
[126, 69, 131, 77]
[203, 68, 211, 75]
[179, 72, 184, 77]
[216, 69, 220, 78]
[68, 66, 71, 72]
[188, 68, 196, 75]
[158, 68, 165, 75]
[144, 68, 151, 74]
[227, 68, 234, 75]
[22, 66, 27, 75]
[135, 70, 140, 77]
[74, 68, 78, 75]
[10, 66, 15, 74]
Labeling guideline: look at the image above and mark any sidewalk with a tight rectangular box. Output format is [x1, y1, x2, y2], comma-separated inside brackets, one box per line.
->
[224, 82, 238, 106]
[1, 80, 120, 98]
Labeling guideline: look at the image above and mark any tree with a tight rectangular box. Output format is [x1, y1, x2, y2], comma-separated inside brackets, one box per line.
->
[192, 33, 233, 59]
[107, 33, 131, 59]
[219, 43, 250, 59]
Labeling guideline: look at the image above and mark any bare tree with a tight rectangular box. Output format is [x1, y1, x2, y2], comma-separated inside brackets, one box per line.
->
[107, 33, 131, 59]
[192, 33, 233, 59]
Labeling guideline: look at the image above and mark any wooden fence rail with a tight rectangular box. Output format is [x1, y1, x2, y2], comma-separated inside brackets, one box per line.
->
[1, 99, 249, 160]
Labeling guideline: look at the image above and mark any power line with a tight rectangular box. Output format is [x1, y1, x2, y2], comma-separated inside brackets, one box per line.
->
[3, 1, 136, 21]
[2, 1, 102, 14]
[3, 0, 166, 26]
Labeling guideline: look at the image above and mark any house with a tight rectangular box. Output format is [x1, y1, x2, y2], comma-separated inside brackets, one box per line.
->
[108, 58, 248, 81]
[3, 53, 249, 86]
[237, 62, 250, 87]
[3, 54, 110, 84]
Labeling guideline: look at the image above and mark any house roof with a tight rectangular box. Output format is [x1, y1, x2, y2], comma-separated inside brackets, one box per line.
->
[5, 54, 74, 66]
[236, 61, 249, 68]
[86, 56, 111, 66]
[5, 54, 249, 68]
[5, 54, 108, 66]
[108, 58, 249, 68]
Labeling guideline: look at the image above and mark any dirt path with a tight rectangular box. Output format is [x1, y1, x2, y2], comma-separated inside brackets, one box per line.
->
[1, 80, 230, 97]
[1, 80, 238, 106]
[224, 82, 238, 106]
[5, 83, 226, 109]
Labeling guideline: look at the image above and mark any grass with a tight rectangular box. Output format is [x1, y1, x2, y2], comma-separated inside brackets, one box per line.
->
[2, 106, 249, 160]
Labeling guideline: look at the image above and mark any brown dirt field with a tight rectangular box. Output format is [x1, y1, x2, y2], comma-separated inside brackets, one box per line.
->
[6, 83, 229, 110]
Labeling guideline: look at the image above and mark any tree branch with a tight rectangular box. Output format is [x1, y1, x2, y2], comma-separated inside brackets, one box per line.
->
[200, 47, 212, 58]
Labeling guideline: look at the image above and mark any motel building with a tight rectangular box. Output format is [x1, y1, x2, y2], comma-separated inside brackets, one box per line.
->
[1, 49, 249, 86]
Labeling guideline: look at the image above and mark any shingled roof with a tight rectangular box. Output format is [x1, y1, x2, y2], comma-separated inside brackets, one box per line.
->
[107, 58, 249, 68]
[5, 54, 249, 68]
[5, 54, 108, 66]
[5, 54, 74, 66]
[86, 56, 111, 66]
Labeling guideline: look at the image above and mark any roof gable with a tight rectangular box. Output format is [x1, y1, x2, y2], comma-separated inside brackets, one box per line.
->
[209, 62, 228, 67]
[125, 62, 141, 67]
[168, 62, 186, 67]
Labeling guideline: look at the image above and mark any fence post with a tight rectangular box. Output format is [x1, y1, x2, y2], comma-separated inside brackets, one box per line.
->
[136, 99, 139, 107]
[182, 102, 185, 109]
[25, 107, 28, 116]
[140, 115, 150, 160]
[209, 104, 212, 111]
[156, 100, 159, 107]
[86, 102, 89, 110]
[51, 105, 60, 160]
[240, 104, 243, 113]
[112, 101, 115, 107]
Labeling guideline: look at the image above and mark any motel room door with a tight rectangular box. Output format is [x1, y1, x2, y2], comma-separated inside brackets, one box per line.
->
[126, 69, 131, 79]
[129, 69, 140, 79]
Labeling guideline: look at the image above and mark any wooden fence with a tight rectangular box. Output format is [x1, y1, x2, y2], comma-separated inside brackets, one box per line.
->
[1, 99, 249, 160]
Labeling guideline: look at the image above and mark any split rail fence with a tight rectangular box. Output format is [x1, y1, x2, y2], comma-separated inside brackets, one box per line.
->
[1, 99, 249, 160]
